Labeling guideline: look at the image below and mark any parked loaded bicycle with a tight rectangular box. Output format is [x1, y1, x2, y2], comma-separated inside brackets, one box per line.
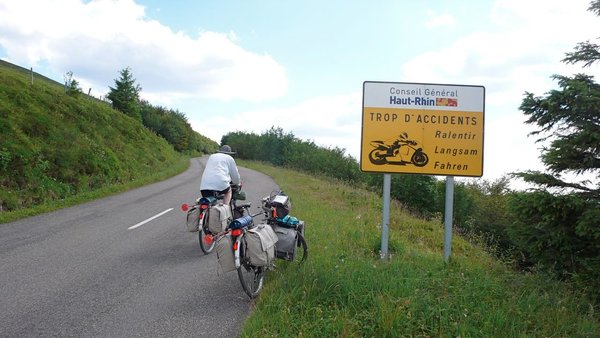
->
[261, 191, 308, 262]
[181, 184, 250, 254]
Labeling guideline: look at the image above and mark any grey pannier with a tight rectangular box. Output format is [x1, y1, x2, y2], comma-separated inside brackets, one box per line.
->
[207, 203, 232, 234]
[273, 225, 297, 261]
[216, 234, 236, 273]
[244, 223, 278, 267]
[186, 206, 200, 232]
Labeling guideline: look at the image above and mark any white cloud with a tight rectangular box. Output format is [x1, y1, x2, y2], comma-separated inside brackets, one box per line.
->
[425, 11, 456, 28]
[0, 0, 288, 102]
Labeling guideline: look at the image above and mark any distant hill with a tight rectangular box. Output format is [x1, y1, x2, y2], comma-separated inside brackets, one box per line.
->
[0, 59, 203, 213]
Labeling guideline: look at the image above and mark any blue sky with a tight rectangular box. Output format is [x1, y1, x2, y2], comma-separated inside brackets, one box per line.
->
[1, 0, 598, 187]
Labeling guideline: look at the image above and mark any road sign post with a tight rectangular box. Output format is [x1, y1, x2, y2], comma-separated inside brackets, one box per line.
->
[380, 174, 391, 260]
[444, 176, 454, 263]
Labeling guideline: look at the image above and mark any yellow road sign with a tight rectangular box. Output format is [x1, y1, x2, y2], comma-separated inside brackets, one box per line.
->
[361, 81, 485, 177]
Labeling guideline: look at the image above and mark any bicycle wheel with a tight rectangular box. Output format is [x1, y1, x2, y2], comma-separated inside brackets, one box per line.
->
[236, 239, 265, 299]
[295, 232, 308, 262]
[199, 212, 216, 254]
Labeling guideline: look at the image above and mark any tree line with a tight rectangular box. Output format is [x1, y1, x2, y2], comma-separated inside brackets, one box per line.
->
[222, 127, 514, 251]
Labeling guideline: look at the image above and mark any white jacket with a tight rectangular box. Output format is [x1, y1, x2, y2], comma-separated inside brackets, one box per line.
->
[199, 153, 241, 191]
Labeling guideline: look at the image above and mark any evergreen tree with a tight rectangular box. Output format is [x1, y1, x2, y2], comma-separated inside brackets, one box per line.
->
[107, 67, 142, 122]
[509, 0, 600, 298]
[515, 0, 599, 194]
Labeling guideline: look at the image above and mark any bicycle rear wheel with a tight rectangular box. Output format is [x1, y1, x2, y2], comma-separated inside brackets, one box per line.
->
[236, 239, 265, 298]
[199, 212, 216, 254]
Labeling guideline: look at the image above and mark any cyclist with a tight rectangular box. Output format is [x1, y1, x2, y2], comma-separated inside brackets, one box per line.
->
[199, 145, 241, 206]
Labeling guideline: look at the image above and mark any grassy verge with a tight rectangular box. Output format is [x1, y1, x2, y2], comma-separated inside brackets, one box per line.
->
[0, 155, 190, 224]
[239, 161, 599, 337]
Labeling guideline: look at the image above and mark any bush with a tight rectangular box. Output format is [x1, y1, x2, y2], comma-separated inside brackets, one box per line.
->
[507, 190, 600, 300]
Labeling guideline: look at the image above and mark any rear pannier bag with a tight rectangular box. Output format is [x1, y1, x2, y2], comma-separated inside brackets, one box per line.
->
[186, 206, 200, 232]
[216, 234, 236, 273]
[207, 203, 232, 234]
[244, 223, 278, 267]
[273, 225, 297, 261]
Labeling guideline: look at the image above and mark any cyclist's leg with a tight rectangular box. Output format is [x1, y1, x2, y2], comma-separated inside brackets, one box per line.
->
[218, 186, 232, 205]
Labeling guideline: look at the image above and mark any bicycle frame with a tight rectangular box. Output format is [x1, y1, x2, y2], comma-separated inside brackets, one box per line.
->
[231, 229, 244, 269]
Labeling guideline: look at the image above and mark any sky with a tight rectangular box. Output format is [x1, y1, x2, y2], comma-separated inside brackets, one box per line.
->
[1, 0, 598, 188]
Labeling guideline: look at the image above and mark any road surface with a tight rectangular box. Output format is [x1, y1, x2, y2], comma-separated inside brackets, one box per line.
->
[0, 157, 279, 337]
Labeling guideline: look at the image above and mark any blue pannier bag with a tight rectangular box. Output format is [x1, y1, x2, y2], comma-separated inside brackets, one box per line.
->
[276, 215, 299, 229]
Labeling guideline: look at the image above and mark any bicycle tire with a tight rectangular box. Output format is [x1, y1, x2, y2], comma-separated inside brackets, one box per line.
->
[236, 239, 265, 298]
[199, 212, 216, 254]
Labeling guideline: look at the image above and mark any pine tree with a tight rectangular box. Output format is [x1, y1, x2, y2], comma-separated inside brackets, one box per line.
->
[509, 0, 600, 299]
[107, 67, 142, 122]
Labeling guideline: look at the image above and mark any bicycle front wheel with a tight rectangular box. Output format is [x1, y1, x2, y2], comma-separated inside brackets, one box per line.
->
[237, 240, 265, 298]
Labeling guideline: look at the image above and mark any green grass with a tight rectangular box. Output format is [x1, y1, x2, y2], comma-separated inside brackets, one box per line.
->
[0, 156, 189, 224]
[239, 161, 599, 338]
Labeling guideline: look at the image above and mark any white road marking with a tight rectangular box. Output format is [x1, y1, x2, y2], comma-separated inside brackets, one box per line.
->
[128, 208, 173, 230]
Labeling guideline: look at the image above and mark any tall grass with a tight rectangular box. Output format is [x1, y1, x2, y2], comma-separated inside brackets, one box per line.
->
[239, 161, 599, 337]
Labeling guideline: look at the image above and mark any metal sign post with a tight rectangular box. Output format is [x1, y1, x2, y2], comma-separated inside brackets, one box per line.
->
[380, 174, 391, 260]
[444, 176, 454, 263]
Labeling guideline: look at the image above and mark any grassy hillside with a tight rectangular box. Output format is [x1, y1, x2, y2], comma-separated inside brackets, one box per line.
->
[0, 61, 188, 221]
[239, 161, 599, 337]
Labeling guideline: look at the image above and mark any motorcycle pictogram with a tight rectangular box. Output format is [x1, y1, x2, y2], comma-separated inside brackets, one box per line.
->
[368, 132, 429, 167]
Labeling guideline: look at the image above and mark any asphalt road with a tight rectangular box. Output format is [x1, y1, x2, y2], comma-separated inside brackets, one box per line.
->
[0, 157, 280, 337]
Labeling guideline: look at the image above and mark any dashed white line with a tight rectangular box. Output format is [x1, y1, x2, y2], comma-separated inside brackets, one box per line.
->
[128, 208, 173, 230]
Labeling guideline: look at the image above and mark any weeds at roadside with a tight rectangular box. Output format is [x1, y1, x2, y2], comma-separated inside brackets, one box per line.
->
[240, 161, 599, 337]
